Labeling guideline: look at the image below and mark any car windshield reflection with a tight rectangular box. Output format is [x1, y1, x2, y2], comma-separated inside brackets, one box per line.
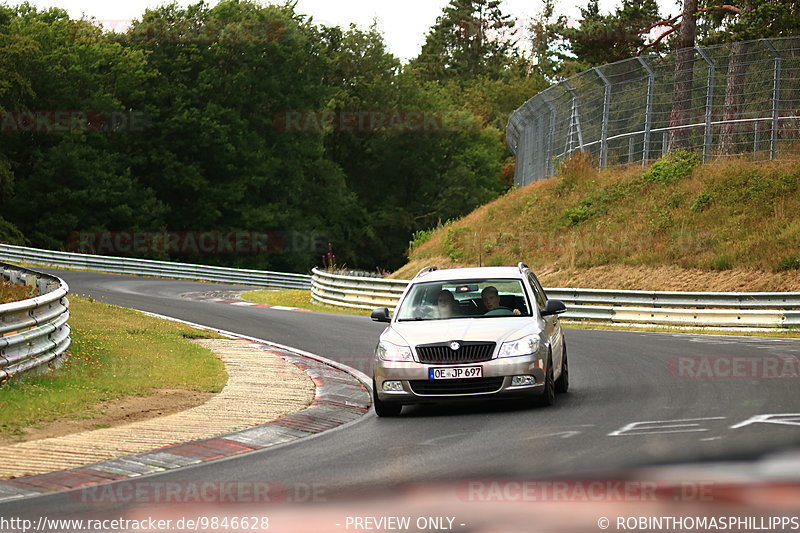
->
[396, 279, 532, 321]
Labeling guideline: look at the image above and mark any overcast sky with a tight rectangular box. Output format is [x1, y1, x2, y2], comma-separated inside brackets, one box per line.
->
[13, 0, 681, 61]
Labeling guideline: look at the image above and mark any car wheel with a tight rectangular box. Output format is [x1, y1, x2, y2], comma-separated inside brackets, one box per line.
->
[372, 380, 402, 417]
[555, 340, 569, 394]
[537, 353, 555, 407]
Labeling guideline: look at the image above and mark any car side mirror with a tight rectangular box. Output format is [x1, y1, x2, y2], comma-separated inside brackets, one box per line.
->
[541, 299, 567, 317]
[371, 307, 391, 322]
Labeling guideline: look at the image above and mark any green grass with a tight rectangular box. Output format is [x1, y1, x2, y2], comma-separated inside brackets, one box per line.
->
[240, 289, 369, 316]
[0, 281, 35, 304]
[0, 296, 226, 439]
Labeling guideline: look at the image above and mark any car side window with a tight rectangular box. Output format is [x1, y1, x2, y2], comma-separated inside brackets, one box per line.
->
[528, 274, 547, 310]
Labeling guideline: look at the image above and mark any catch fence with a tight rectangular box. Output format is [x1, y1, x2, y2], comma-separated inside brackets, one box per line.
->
[507, 37, 800, 186]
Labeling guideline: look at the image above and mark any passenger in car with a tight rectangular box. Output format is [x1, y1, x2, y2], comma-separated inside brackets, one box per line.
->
[436, 289, 458, 318]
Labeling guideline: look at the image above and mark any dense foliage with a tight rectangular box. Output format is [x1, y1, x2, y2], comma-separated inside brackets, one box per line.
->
[0, 1, 530, 271]
[1, 0, 796, 272]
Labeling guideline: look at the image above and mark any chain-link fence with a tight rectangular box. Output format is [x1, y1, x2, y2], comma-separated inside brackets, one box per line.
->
[506, 37, 800, 187]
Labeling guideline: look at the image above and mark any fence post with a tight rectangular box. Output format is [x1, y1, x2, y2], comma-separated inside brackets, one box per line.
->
[516, 104, 536, 186]
[636, 57, 654, 166]
[593, 67, 612, 168]
[761, 39, 782, 160]
[562, 80, 584, 157]
[696, 47, 715, 162]
[541, 90, 558, 177]
[754, 121, 760, 154]
[628, 136, 634, 162]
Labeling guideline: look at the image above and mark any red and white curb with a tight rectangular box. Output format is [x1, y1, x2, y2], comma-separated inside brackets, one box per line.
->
[181, 290, 311, 312]
[0, 319, 372, 502]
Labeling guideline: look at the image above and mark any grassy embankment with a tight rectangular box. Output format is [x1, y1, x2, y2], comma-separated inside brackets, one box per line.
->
[0, 296, 226, 440]
[394, 151, 800, 292]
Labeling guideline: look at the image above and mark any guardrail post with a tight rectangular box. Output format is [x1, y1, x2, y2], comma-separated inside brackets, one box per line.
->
[761, 39, 781, 160]
[695, 47, 715, 162]
[593, 67, 612, 168]
[636, 57, 655, 166]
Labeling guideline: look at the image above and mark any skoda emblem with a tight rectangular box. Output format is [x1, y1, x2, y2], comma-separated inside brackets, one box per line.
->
[449, 341, 461, 351]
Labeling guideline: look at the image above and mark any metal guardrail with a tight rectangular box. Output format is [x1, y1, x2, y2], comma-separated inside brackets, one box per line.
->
[0, 244, 312, 289]
[311, 268, 800, 329]
[1, 263, 71, 383]
[311, 268, 408, 310]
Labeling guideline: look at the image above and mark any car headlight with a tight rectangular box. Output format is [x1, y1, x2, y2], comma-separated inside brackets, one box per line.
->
[498, 334, 541, 358]
[376, 341, 414, 362]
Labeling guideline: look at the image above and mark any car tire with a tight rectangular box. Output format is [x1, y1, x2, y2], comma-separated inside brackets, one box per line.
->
[537, 353, 555, 407]
[372, 380, 402, 417]
[555, 340, 569, 394]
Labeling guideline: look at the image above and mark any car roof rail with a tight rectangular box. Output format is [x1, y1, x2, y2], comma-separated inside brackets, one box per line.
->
[517, 262, 529, 273]
[414, 266, 438, 278]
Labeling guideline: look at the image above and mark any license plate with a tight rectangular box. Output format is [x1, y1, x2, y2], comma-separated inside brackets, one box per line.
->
[429, 366, 483, 380]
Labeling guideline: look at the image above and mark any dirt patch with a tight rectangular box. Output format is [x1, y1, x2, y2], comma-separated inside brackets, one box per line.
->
[0, 389, 214, 445]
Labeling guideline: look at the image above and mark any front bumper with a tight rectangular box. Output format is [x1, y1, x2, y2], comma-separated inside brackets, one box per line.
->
[373, 353, 547, 404]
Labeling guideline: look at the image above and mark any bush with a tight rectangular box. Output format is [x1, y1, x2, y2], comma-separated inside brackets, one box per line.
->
[0, 217, 25, 245]
[642, 150, 701, 184]
[710, 255, 732, 271]
[443, 226, 472, 261]
[554, 152, 595, 196]
[408, 228, 435, 251]
[564, 201, 593, 225]
[690, 192, 714, 212]
[775, 255, 800, 271]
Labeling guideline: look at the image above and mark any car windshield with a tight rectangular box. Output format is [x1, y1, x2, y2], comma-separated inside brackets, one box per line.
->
[396, 278, 531, 321]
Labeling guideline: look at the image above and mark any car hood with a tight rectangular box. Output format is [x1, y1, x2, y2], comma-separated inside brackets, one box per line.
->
[386, 318, 535, 347]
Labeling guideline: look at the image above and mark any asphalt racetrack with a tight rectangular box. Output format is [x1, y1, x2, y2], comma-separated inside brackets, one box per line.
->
[2, 269, 799, 528]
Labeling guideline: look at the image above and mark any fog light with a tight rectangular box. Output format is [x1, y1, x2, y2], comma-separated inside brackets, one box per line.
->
[512, 375, 535, 386]
[382, 380, 403, 392]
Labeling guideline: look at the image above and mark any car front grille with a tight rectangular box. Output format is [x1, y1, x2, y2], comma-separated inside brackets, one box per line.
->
[416, 342, 495, 364]
[409, 377, 505, 395]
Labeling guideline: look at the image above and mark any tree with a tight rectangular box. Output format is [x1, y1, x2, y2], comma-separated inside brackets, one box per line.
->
[529, 0, 564, 80]
[0, 5, 165, 249]
[119, 1, 360, 271]
[565, 0, 661, 70]
[0, 4, 39, 209]
[700, 0, 800, 153]
[639, 0, 800, 154]
[410, 0, 517, 84]
[668, 0, 698, 151]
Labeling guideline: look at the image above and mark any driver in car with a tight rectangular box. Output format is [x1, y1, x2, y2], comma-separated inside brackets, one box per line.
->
[482, 286, 522, 315]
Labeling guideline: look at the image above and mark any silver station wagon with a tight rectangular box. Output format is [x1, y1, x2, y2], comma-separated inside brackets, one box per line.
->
[370, 263, 568, 417]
